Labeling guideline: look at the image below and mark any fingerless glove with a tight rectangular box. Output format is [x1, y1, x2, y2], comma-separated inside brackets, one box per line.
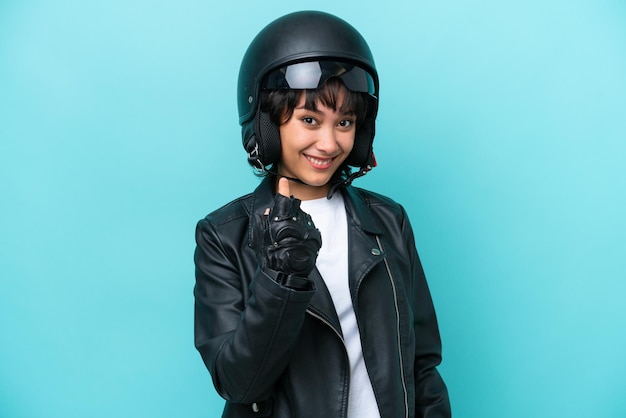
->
[263, 194, 322, 287]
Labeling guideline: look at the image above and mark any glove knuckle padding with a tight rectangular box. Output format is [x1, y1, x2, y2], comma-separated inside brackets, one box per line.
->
[264, 194, 322, 277]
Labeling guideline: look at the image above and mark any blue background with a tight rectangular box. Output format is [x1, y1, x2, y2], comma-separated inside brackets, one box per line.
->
[1, 1, 625, 417]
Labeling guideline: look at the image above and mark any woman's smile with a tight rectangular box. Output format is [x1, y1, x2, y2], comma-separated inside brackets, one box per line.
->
[304, 154, 336, 169]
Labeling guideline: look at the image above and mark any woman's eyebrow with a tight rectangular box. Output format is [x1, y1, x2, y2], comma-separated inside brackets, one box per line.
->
[295, 106, 355, 116]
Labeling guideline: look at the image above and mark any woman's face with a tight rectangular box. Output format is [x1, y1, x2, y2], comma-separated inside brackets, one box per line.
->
[277, 91, 356, 200]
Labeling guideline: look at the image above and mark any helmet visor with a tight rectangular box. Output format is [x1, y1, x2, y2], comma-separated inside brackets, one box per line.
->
[263, 61, 376, 96]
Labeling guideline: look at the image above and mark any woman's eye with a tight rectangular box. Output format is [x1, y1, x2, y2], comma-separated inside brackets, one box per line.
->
[338, 119, 354, 128]
[302, 117, 316, 124]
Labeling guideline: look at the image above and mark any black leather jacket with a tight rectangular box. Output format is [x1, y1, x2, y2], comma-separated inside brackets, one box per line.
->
[194, 178, 451, 417]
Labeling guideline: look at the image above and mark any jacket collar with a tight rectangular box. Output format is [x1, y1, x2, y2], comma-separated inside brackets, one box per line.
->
[342, 184, 384, 236]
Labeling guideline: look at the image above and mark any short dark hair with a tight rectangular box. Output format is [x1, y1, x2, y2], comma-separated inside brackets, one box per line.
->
[261, 77, 369, 126]
[259, 77, 370, 179]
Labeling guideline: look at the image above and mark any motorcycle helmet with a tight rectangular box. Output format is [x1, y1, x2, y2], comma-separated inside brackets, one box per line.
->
[237, 10, 379, 177]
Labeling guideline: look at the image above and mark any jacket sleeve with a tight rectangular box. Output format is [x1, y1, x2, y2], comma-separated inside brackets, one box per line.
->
[193, 217, 315, 403]
[401, 208, 452, 417]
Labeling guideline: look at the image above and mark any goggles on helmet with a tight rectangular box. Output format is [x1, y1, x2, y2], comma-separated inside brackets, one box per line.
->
[262, 60, 376, 97]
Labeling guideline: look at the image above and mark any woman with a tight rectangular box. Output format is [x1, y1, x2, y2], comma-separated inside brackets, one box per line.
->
[194, 10, 451, 417]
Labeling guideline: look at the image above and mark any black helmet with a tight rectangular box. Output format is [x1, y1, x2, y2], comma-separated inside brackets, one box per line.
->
[238, 10, 379, 172]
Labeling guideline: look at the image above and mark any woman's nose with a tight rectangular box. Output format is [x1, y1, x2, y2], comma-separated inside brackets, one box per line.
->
[315, 126, 339, 154]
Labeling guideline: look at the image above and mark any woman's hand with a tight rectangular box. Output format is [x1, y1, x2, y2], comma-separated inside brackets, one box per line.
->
[263, 178, 322, 278]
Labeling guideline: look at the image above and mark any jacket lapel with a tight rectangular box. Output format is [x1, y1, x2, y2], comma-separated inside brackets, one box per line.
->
[342, 186, 386, 298]
[306, 268, 343, 336]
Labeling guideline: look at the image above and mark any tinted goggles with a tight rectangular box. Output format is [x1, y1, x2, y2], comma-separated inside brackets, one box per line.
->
[262, 61, 375, 96]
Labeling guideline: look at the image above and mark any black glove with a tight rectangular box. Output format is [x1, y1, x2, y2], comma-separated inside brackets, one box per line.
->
[263, 193, 322, 283]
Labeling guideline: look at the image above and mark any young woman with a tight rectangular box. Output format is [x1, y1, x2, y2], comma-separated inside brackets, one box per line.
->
[194, 11, 451, 418]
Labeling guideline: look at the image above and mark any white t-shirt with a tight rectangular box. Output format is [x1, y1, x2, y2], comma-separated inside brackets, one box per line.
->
[301, 194, 381, 418]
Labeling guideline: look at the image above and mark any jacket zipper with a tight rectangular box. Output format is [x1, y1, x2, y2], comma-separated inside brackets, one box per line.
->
[375, 235, 409, 418]
[306, 308, 350, 418]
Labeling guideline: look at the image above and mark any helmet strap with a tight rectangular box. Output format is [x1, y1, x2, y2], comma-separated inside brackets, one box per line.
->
[326, 161, 374, 199]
